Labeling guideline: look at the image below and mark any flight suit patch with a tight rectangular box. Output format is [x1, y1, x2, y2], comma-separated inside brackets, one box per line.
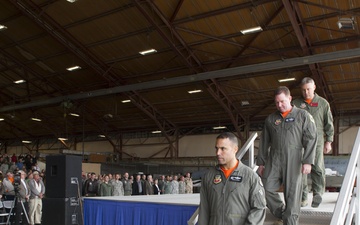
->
[213, 175, 222, 184]
[300, 103, 306, 109]
[229, 175, 242, 182]
[274, 119, 281, 125]
[310, 102, 318, 107]
[285, 117, 295, 123]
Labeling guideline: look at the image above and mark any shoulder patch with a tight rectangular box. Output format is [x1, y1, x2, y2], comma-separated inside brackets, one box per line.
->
[213, 175, 222, 184]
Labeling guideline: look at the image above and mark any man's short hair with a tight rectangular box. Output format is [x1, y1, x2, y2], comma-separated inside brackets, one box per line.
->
[274, 86, 291, 97]
[300, 77, 315, 86]
[216, 132, 238, 146]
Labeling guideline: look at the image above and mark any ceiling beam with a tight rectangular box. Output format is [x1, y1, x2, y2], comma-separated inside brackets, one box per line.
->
[282, 0, 338, 115]
[0, 47, 359, 113]
[141, 0, 247, 141]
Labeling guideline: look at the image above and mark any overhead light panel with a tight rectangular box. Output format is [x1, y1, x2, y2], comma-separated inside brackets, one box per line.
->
[98, 134, 106, 138]
[241, 101, 250, 106]
[69, 113, 80, 117]
[278, 77, 296, 83]
[337, 18, 355, 30]
[151, 130, 161, 134]
[0, 25, 7, 30]
[139, 49, 157, 55]
[188, 89, 203, 94]
[67, 0, 77, 2]
[58, 137, 68, 141]
[0, 118, 4, 121]
[66, 65, 81, 71]
[240, 26, 263, 35]
[14, 80, 26, 84]
[22, 140, 32, 144]
[31, 117, 42, 122]
[121, 99, 131, 103]
[213, 126, 226, 130]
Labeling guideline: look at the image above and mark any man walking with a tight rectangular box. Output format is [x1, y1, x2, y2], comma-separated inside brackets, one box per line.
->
[292, 77, 334, 207]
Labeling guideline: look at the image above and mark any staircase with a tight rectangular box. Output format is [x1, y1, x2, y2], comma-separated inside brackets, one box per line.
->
[264, 192, 336, 225]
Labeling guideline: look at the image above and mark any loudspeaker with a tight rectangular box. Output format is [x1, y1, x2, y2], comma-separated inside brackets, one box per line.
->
[45, 155, 82, 198]
[42, 197, 83, 225]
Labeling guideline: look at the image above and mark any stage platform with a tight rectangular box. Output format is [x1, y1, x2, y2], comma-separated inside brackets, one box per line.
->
[83, 192, 339, 225]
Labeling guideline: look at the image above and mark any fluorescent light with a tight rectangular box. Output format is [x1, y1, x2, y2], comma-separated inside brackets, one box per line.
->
[240, 26, 263, 35]
[278, 77, 296, 83]
[22, 140, 32, 144]
[0, 118, 4, 121]
[67, 0, 77, 2]
[213, 126, 226, 130]
[241, 101, 250, 106]
[98, 135, 106, 138]
[0, 25, 7, 30]
[14, 80, 26, 84]
[188, 89, 203, 94]
[151, 130, 161, 134]
[69, 113, 80, 117]
[31, 117, 42, 122]
[58, 137, 68, 141]
[66, 65, 81, 71]
[139, 49, 157, 55]
[121, 99, 131, 103]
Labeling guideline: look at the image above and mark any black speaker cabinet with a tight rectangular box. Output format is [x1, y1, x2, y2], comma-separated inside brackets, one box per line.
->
[45, 155, 82, 198]
[42, 197, 83, 225]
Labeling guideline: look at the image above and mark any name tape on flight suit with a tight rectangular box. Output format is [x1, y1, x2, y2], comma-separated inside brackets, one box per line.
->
[229, 175, 242, 182]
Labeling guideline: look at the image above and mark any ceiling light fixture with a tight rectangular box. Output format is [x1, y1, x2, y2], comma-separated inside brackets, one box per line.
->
[14, 80, 26, 84]
[278, 77, 296, 83]
[188, 89, 203, 94]
[98, 134, 106, 138]
[66, 65, 81, 71]
[121, 99, 131, 103]
[58, 137, 68, 141]
[151, 130, 161, 134]
[139, 49, 157, 55]
[241, 101, 250, 106]
[337, 18, 355, 30]
[0, 118, 4, 121]
[31, 117, 42, 122]
[213, 126, 226, 130]
[66, 0, 77, 3]
[69, 113, 80, 117]
[240, 26, 263, 35]
[0, 25, 7, 30]
[22, 140, 32, 144]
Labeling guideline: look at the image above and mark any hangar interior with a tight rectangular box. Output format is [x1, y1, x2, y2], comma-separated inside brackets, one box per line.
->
[0, 0, 359, 171]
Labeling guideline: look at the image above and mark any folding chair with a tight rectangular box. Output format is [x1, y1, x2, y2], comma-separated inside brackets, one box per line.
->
[2, 200, 15, 225]
[0, 201, 10, 225]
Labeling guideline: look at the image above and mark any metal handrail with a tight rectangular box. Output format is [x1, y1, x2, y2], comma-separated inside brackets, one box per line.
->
[330, 127, 360, 225]
[187, 132, 258, 225]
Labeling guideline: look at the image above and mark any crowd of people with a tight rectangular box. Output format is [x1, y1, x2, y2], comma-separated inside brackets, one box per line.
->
[82, 171, 194, 197]
[0, 153, 45, 225]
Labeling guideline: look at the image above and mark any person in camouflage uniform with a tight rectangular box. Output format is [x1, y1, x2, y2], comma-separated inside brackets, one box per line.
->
[184, 172, 193, 194]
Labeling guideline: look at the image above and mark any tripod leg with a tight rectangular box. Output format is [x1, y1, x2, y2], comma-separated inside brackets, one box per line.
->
[20, 201, 29, 225]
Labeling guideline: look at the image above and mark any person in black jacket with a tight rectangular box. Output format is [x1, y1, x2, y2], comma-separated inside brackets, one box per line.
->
[132, 174, 145, 195]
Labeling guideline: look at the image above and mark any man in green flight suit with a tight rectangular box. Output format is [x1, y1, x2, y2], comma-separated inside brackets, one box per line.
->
[257, 86, 317, 225]
[292, 77, 334, 208]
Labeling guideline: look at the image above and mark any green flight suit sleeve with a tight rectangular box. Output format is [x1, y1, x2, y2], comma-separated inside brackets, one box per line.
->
[323, 101, 334, 142]
[247, 176, 266, 225]
[302, 112, 318, 165]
